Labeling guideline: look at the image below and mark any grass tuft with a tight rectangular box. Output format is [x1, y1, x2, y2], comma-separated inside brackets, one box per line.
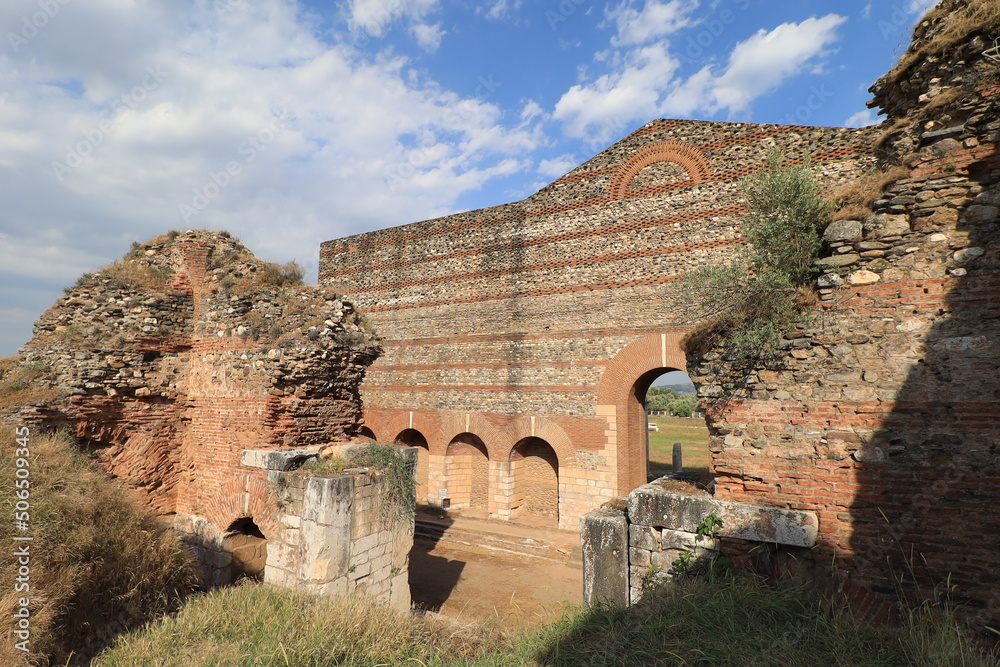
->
[0, 424, 200, 666]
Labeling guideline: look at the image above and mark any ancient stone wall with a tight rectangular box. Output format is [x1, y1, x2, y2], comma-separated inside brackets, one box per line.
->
[693, 9, 1000, 628]
[321, 121, 876, 529]
[16, 230, 386, 598]
[581, 481, 817, 606]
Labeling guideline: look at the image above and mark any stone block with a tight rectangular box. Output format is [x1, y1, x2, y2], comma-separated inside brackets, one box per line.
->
[242, 448, 320, 471]
[627, 482, 817, 547]
[580, 506, 629, 608]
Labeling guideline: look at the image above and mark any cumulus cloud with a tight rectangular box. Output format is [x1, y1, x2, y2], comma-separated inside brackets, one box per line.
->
[0, 0, 542, 354]
[671, 15, 848, 116]
[844, 108, 881, 128]
[345, 0, 441, 38]
[553, 9, 847, 140]
[482, 0, 523, 21]
[609, 0, 699, 48]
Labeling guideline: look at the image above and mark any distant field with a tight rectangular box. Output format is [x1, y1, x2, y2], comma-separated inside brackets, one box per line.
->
[647, 416, 711, 475]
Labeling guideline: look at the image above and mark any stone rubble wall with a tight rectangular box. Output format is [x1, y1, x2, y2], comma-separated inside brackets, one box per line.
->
[15, 230, 387, 600]
[696, 19, 1000, 628]
[320, 120, 877, 530]
[581, 482, 817, 607]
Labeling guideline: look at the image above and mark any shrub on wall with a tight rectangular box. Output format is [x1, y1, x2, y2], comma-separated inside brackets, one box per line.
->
[681, 150, 829, 366]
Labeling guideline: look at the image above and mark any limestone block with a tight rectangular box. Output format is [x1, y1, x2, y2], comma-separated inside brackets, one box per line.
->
[626, 482, 817, 547]
[389, 572, 411, 611]
[300, 516, 351, 582]
[580, 506, 629, 608]
[241, 448, 320, 471]
[629, 524, 660, 550]
[304, 475, 354, 526]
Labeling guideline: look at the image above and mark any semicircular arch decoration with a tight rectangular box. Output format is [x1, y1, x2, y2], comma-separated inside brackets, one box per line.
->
[203, 475, 280, 539]
[498, 416, 576, 466]
[610, 141, 714, 199]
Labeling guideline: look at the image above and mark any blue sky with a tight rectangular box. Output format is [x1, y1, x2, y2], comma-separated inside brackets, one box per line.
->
[0, 0, 939, 355]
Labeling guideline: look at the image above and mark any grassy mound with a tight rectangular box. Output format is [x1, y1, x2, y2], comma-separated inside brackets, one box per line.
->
[0, 424, 200, 666]
[94, 574, 995, 666]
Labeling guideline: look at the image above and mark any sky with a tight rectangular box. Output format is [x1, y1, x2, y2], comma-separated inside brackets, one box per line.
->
[0, 0, 941, 356]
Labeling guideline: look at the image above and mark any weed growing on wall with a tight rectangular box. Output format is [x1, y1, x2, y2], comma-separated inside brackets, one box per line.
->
[304, 444, 415, 521]
[681, 150, 829, 366]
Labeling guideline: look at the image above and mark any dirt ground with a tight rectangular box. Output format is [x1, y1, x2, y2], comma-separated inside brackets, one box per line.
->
[408, 522, 583, 630]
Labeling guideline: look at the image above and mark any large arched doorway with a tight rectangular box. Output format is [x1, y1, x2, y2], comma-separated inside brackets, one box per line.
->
[395, 428, 430, 504]
[445, 433, 490, 514]
[510, 437, 559, 524]
[643, 370, 709, 481]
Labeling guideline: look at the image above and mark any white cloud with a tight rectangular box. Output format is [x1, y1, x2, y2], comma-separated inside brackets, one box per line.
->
[0, 0, 543, 354]
[345, 0, 440, 38]
[609, 0, 699, 48]
[679, 15, 848, 115]
[411, 23, 444, 52]
[482, 0, 523, 21]
[844, 108, 881, 128]
[538, 155, 579, 178]
[554, 42, 680, 140]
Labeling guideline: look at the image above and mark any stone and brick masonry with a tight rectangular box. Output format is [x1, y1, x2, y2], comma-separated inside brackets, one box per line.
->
[13, 230, 409, 602]
[320, 3, 1000, 628]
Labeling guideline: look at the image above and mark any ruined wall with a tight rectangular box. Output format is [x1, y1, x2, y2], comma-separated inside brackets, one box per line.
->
[693, 7, 1000, 629]
[581, 481, 817, 607]
[16, 230, 384, 594]
[321, 121, 876, 528]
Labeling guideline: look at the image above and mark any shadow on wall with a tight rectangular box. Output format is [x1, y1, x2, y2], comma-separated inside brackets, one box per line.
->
[847, 156, 1000, 630]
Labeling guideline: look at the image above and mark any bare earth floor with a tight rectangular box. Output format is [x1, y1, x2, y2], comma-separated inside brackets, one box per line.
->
[408, 509, 583, 630]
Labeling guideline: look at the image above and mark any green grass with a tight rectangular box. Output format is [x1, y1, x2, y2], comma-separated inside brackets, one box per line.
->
[94, 575, 997, 666]
[647, 416, 710, 475]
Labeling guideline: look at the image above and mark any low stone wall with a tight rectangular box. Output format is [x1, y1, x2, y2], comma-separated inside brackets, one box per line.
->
[581, 480, 817, 606]
[176, 444, 415, 612]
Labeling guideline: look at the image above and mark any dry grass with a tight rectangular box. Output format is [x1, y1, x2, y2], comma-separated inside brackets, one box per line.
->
[885, 0, 1000, 88]
[0, 357, 60, 415]
[0, 424, 200, 665]
[87, 258, 174, 292]
[829, 165, 912, 221]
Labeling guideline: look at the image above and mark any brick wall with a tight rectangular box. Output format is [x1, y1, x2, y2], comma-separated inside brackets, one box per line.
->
[320, 120, 877, 530]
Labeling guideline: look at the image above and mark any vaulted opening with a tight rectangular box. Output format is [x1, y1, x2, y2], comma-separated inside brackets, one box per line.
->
[395, 428, 429, 504]
[510, 437, 559, 525]
[222, 517, 267, 584]
[445, 433, 489, 514]
[642, 370, 710, 483]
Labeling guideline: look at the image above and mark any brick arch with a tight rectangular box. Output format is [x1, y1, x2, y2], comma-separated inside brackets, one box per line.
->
[498, 416, 576, 466]
[439, 412, 505, 461]
[610, 141, 713, 199]
[597, 333, 691, 494]
[203, 475, 280, 539]
[379, 411, 447, 455]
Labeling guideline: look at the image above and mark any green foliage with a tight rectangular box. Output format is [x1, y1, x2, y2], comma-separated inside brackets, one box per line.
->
[695, 512, 724, 537]
[682, 150, 830, 366]
[741, 151, 831, 284]
[303, 444, 415, 521]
